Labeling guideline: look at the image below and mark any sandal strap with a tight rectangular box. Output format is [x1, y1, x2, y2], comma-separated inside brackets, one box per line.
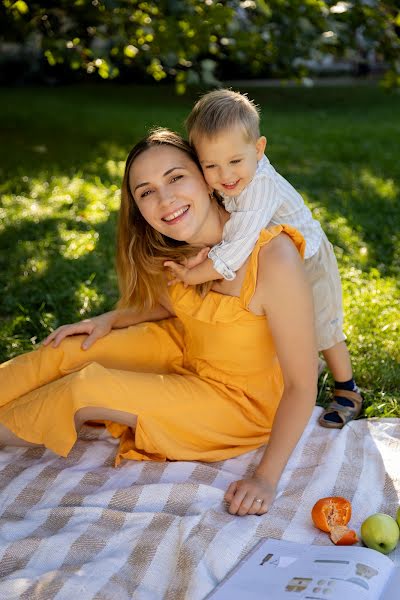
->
[334, 389, 363, 408]
[323, 402, 360, 420]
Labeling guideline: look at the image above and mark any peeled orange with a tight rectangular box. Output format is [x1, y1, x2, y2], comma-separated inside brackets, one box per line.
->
[311, 496, 352, 533]
[311, 496, 358, 546]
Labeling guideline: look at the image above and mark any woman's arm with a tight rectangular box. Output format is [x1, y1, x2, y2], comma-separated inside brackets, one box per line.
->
[111, 303, 174, 329]
[42, 302, 175, 350]
[225, 233, 318, 516]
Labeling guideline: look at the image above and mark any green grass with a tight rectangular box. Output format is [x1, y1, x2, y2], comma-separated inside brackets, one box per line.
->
[0, 83, 399, 417]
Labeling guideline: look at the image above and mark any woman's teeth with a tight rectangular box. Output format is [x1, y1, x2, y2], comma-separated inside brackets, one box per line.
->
[163, 205, 189, 222]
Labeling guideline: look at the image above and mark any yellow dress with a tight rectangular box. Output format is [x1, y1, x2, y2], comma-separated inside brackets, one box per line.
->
[0, 225, 305, 465]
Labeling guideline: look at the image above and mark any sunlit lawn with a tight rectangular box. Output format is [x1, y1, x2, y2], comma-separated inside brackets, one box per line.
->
[0, 83, 399, 417]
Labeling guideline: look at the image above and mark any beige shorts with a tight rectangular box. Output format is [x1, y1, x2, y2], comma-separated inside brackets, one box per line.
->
[304, 232, 346, 352]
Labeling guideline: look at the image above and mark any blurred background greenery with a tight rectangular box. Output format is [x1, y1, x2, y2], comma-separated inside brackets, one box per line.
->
[1, 1, 399, 89]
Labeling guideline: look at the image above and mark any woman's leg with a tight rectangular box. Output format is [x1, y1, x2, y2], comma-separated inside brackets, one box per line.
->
[0, 407, 138, 448]
[0, 361, 170, 456]
[0, 423, 41, 447]
[0, 319, 183, 407]
[0, 360, 268, 462]
[73, 406, 137, 431]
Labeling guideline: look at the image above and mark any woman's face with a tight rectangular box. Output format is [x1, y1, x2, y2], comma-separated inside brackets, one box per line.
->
[129, 145, 213, 244]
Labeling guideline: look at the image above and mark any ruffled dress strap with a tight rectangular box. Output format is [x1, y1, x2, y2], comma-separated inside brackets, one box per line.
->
[240, 224, 306, 309]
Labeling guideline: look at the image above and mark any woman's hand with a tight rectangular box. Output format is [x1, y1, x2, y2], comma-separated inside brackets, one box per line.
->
[224, 475, 277, 516]
[42, 312, 116, 350]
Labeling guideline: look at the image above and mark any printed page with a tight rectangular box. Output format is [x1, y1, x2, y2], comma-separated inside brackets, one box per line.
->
[206, 539, 394, 600]
[380, 566, 400, 600]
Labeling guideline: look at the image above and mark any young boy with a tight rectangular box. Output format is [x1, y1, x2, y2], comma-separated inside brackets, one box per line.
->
[165, 89, 363, 429]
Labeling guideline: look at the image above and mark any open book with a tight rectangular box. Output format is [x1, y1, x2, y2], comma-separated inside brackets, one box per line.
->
[205, 538, 400, 600]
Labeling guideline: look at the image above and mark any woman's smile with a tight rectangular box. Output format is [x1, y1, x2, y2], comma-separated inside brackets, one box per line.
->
[162, 204, 190, 224]
[128, 144, 222, 244]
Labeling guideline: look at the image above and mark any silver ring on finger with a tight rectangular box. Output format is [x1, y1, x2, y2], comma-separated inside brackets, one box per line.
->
[254, 498, 263, 504]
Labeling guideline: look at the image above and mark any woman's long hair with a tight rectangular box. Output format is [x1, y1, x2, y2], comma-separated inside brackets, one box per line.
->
[117, 128, 213, 311]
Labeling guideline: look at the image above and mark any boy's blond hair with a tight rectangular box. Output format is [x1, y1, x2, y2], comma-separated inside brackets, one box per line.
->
[186, 89, 260, 144]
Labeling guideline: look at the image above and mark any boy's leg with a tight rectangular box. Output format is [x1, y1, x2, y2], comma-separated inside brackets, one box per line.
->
[320, 340, 363, 428]
[304, 234, 363, 428]
[322, 340, 352, 382]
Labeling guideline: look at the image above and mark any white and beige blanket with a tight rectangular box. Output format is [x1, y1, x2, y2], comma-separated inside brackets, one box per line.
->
[0, 407, 399, 599]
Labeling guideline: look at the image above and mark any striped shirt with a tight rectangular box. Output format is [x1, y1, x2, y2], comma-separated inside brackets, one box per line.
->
[208, 155, 323, 280]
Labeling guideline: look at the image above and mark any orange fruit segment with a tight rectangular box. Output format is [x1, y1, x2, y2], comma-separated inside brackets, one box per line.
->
[330, 525, 358, 545]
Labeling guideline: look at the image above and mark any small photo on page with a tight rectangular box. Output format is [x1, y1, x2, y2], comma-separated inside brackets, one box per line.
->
[260, 553, 298, 568]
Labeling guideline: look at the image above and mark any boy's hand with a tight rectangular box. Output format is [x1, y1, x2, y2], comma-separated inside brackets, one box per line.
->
[164, 261, 198, 287]
[185, 247, 210, 269]
[164, 247, 210, 287]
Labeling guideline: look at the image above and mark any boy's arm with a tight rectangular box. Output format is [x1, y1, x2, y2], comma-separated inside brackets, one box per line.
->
[210, 175, 281, 279]
[165, 175, 282, 286]
[164, 256, 222, 287]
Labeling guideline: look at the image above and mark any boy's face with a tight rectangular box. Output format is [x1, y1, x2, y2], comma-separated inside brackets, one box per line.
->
[194, 124, 266, 197]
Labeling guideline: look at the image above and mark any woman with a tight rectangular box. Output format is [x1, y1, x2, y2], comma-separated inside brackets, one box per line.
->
[0, 129, 317, 516]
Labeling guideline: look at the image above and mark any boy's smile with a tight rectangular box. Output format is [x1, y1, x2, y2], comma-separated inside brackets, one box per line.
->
[221, 179, 241, 192]
[194, 124, 266, 197]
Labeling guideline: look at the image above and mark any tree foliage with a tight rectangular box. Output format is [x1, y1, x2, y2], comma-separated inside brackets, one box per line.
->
[1, 1, 399, 90]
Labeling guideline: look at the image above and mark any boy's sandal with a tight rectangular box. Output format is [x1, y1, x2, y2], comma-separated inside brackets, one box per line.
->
[318, 389, 363, 429]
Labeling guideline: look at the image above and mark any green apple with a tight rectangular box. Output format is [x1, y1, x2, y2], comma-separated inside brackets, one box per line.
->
[397, 507, 400, 528]
[361, 513, 400, 555]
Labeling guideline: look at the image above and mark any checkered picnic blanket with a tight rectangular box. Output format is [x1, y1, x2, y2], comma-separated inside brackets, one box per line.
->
[0, 407, 399, 599]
